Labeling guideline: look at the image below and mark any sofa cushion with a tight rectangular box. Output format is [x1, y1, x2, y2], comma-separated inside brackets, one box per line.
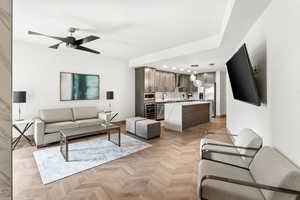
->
[40, 108, 74, 123]
[72, 107, 98, 120]
[75, 119, 104, 128]
[198, 160, 264, 200]
[45, 121, 79, 133]
[249, 147, 300, 200]
[201, 138, 251, 169]
[235, 128, 262, 155]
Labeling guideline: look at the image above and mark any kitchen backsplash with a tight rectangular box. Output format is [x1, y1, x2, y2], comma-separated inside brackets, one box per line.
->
[155, 88, 198, 101]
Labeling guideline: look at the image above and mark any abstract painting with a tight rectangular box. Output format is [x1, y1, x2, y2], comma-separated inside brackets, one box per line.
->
[60, 72, 99, 101]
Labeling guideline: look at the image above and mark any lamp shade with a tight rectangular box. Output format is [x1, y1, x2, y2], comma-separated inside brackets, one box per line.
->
[106, 91, 114, 100]
[13, 91, 26, 103]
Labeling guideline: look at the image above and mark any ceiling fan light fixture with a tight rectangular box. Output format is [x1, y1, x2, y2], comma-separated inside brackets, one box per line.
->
[68, 27, 76, 33]
[28, 28, 101, 54]
[67, 43, 77, 48]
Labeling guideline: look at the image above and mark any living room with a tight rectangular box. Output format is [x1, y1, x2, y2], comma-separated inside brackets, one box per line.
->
[1, 0, 300, 200]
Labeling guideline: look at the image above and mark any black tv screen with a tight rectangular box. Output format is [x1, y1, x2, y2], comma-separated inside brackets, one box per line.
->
[226, 44, 261, 106]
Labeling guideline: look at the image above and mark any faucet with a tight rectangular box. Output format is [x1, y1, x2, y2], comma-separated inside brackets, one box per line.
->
[162, 93, 167, 101]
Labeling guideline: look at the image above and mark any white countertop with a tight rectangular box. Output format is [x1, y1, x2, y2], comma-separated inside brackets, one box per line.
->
[164, 100, 211, 106]
[155, 99, 199, 103]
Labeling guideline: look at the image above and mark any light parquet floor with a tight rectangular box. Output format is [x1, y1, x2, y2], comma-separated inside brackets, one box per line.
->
[13, 117, 230, 200]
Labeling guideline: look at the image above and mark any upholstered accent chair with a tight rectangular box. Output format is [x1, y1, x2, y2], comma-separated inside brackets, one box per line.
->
[198, 146, 300, 200]
[200, 128, 263, 169]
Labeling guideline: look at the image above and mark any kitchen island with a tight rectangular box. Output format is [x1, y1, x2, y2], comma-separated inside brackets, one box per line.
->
[164, 101, 211, 132]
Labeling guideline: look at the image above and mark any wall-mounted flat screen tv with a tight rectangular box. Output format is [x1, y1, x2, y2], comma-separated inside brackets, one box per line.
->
[226, 44, 261, 106]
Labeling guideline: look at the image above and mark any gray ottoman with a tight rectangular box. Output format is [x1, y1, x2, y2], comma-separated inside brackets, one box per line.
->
[136, 119, 161, 140]
[126, 117, 146, 134]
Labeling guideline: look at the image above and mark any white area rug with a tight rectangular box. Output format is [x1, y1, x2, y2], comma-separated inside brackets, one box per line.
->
[33, 134, 152, 184]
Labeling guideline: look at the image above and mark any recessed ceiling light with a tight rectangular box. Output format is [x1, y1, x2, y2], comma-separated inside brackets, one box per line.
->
[209, 63, 215, 66]
[163, 65, 168, 68]
[187, 70, 191, 73]
[191, 64, 199, 68]
[180, 68, 184, 71]
[172, 67, 177, 70]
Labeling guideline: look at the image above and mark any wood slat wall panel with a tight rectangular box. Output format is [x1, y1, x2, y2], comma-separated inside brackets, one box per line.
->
[0, 0, 11, 199]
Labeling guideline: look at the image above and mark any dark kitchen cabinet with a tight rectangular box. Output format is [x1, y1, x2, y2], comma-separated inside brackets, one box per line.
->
[179, 74, 196, 92]
[197, 72, 215, 84]
[189, 81, 198, 92]
[155, 71, 175, 92]
[144, 68, 156, 93]
[135, 67, 156, 117]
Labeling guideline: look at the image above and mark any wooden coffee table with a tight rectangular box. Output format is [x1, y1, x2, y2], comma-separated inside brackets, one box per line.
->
[59, 124, 121, 162]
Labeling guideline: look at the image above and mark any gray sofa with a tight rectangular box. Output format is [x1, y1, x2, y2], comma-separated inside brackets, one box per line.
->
[34, 107, 106, 147]
[198, 146, 300, 200]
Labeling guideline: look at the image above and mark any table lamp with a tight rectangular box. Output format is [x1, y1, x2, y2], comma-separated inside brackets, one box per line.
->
[13, 91, 26, 121]
[106, 91, 114, 112]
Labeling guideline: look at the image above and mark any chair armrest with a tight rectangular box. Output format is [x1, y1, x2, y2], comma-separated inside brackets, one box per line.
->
[202, 142, 260, 151]
[205, 129, 238, 137]
[200, 175, 300, 200]
[206, 132, 238, 136]
[202, 149, 255, 158]
[34, 118, 45, 147]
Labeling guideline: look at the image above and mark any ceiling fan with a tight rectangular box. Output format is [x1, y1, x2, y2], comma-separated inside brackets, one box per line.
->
[28, 27, 101, 54]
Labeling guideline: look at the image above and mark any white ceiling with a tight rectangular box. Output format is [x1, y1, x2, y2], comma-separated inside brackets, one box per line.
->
[13, 0, 271, 73]
[13, 0, 229, 60]
[131, 0, 272, 73]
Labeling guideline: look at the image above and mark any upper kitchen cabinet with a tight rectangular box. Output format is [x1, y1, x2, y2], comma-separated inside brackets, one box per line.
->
[197, 72, 215, 84]
[189, 80, 198, 92]
[155, 70, 163, 92]
[155, 71, 175, 92]
[178, 74, 198, 92]
[178, 74, 191, 92]
[166, 72, 176, 92]
[135, 67, 156, 93]
[144, 67, 156, 93]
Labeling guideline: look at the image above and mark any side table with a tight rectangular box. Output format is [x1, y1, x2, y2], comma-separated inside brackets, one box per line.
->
[12, 120, 34, 150]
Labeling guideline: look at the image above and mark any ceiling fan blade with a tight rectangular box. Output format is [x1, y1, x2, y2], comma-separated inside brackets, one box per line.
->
[75, 35, 100, 45]
[48, 42, 62, 49]
[75, 46, 100, 54]
[28, 31, 70, 43]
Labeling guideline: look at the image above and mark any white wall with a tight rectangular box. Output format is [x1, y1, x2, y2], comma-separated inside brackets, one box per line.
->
[216, 70, 226, 116]
[227, 0, 300, 166]
[13, 41, 135, 135]
[226, 9, 272, 145]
